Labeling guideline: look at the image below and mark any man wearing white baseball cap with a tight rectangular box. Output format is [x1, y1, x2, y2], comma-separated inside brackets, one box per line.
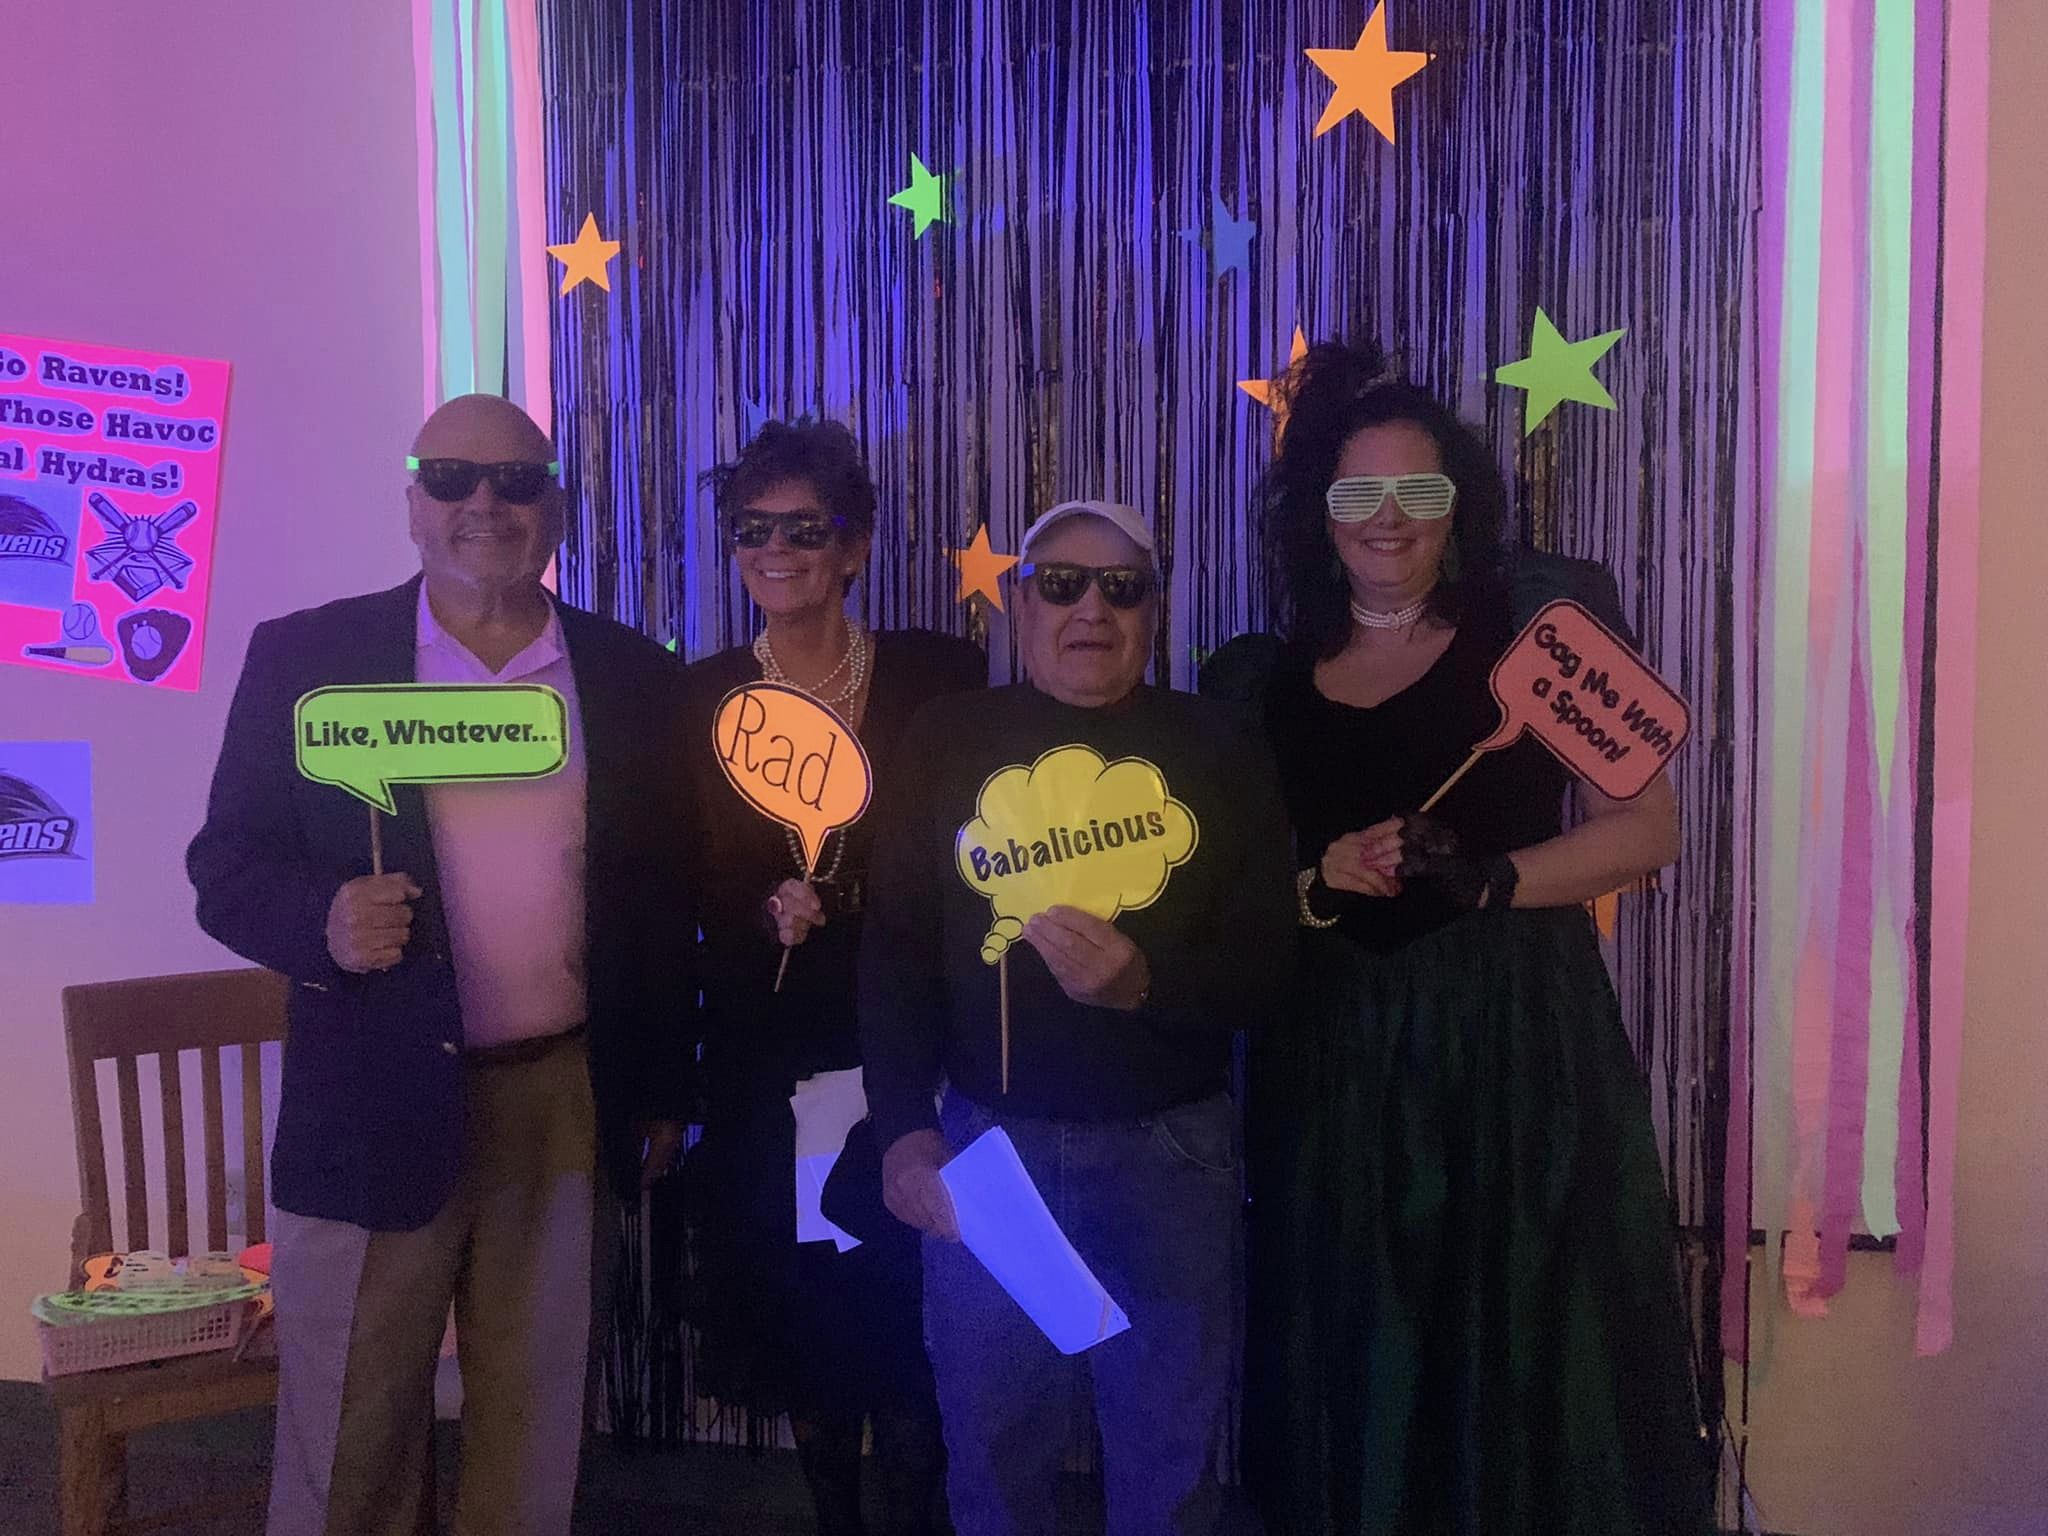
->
[1017, 496, 1157, 564]
[858, 498, 1294, 1535]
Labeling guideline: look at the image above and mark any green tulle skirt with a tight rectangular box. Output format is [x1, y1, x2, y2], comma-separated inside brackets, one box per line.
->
[1245, 907, 1715, 1536]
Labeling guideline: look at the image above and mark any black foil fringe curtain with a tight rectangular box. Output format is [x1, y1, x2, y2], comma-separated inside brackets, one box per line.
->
[541, 0, 1756, 1497]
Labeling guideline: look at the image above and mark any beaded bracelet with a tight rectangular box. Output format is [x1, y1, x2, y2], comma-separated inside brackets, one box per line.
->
[1296, 866, 1340, 929]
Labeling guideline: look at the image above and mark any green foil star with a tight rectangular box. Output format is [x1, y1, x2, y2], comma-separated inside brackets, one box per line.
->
[888, 154, 950, 238]
[1494, 309, 1627, 435]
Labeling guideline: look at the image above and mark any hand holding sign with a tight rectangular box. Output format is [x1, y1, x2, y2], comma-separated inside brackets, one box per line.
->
[1020, 908, 1150, 1011]
[712, 684, 874, 990]
[325, 873, 423, 973]
[1421, 600, 1690, 811]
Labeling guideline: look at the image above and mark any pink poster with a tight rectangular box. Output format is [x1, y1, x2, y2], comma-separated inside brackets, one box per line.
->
[0, 332, 231, 691]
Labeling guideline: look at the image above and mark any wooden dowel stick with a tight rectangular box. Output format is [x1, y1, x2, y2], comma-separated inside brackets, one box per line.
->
[369, 805, 384, 876]
[999, 953, 1011, 1094]
[1418, 749, 1484, 814]
[772, 853, 817, 995]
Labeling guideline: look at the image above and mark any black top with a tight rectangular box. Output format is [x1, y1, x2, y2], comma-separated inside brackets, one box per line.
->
[858, 682, 1297, 1148]
[1217, 576, 1611, 953]
[678, 629, 987, 1112]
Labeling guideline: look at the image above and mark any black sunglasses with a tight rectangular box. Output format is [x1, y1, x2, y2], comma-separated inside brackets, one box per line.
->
[728, 509, 847, 551]
[407, 456, 561, 505]
[1020, 561, 1156, 609]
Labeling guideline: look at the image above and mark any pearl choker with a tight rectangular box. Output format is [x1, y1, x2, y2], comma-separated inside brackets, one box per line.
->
[1349, 597, 1430, 630]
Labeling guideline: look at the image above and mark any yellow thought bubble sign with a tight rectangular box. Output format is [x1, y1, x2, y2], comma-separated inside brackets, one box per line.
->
[712, 683, 874, 870]
[955, 744, 1199, 964]
[294, 684, 568, 814]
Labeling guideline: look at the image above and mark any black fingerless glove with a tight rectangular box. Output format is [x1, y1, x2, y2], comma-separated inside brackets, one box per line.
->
[1394, 814, 1520, 911]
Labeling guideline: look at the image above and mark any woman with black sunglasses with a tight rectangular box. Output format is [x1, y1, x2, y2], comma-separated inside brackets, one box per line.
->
[675, 419, 984, 1535]
[1203, 343, 1714, 1535]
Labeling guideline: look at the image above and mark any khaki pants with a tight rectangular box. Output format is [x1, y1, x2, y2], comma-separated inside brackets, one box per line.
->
[266, 1034, 599, 1536]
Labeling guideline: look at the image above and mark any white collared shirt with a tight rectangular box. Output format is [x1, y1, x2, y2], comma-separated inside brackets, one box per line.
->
[415, 584, 589, 1047]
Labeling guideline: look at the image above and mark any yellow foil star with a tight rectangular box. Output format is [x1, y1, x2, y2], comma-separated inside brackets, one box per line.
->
[547, 213, 622, 296]
[949, 525, 1021, 610]
[1305, 3, 1433, 145]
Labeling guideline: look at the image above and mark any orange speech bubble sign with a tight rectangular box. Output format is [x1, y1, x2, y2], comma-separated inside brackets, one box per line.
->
[1469, 599, 1691, 801]
[711, 683, 875, 871]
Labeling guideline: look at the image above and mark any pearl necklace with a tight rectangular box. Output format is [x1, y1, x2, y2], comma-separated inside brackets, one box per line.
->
[751, 621, 870, 879]
[1349, 596, 1430, 630]
[753, 621, 870, 710]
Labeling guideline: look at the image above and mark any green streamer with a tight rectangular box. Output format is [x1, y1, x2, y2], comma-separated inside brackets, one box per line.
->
[1758, 0, 1828, 1243]
[473, 0, 511, 393]
[1859, 0, 1915, 1238]
[432, 0, 475, 396]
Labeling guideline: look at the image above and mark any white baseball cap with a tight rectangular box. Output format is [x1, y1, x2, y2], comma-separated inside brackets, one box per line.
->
[1018, 499, 1156, 567]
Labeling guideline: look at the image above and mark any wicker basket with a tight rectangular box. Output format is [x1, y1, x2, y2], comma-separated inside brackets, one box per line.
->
[37, 1296, 258, 1378]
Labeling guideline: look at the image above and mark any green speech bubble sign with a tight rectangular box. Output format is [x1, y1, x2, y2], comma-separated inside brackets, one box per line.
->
[293, 684, 569, 814]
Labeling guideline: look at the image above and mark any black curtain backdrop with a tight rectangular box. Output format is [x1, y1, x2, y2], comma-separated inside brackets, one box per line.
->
[540, 0, 1756, 1482]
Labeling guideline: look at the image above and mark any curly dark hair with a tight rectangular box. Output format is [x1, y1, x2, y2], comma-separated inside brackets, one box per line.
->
[705, 417, 878, 544]
[1259, 339, 1507, 659]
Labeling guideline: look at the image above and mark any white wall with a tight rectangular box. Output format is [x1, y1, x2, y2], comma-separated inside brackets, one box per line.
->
[1741, 5, 2048, 1532]
[0, 2, 424, 1377]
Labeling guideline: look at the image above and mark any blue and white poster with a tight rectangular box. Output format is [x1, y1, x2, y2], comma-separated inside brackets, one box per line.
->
[0, 740, 93, 904]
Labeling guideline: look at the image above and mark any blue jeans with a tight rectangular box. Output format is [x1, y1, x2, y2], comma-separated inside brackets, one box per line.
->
[924, 1090, 1241, 1536]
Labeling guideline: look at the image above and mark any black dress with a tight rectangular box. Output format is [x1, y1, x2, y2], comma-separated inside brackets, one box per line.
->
[1210, 580, 1715, 1536]
[678, 628, 986, 1419]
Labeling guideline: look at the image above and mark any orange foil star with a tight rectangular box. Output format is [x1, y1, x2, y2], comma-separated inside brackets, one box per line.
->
[1238, 326, 1312, 440]
[1305, 4, 1433, 145]
[547, 213, 622, 295]
[949, 525, 1020, 609]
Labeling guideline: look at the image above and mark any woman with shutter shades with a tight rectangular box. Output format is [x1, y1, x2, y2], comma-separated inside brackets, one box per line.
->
[1204, 343, 1714, 1536]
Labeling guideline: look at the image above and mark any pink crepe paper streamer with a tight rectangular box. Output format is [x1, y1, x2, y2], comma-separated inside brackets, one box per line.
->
[1811, 0, 1878, 1297]
[1890, 0, 1947, 1285]
[1916, 0, 1989, 1358]
[1780, 0, 1868, 1321]
[1818, 608, 1877, 1297]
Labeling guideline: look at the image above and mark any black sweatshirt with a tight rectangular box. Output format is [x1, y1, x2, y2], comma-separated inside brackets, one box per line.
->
[858, 681, 1297, 1148]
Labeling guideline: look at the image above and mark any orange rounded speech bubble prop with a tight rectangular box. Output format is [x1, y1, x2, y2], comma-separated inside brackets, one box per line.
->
[712, 683, 874, 872]
[1424, 599, 1690, 809]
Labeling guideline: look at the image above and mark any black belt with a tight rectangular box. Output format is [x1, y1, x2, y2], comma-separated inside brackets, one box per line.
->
[464, 1021, 587, 1068]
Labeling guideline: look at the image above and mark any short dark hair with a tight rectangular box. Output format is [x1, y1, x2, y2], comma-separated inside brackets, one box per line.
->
[1258, 340, 1507, 659]
[707, 417, 878, 543]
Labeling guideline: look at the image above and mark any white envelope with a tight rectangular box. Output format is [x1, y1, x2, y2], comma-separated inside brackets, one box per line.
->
[939, 1127, 1131, 1354]
[790, 1067, 867, 1253]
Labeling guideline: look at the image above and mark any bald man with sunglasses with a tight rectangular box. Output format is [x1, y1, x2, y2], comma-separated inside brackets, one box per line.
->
[857, 501, 1295, 1536]
[188, 395, 696, 1536]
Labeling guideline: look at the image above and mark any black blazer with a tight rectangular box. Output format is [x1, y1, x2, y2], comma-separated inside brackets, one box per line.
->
[186, 575, 696, 1230]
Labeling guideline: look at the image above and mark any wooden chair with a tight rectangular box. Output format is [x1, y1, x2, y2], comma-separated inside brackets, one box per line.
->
[51, 967, 288, 1536]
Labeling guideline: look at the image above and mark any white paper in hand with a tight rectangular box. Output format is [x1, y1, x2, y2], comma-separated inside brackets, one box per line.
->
[939, 1127, 1131, 1354]
[790, 1068, 866, 1253]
